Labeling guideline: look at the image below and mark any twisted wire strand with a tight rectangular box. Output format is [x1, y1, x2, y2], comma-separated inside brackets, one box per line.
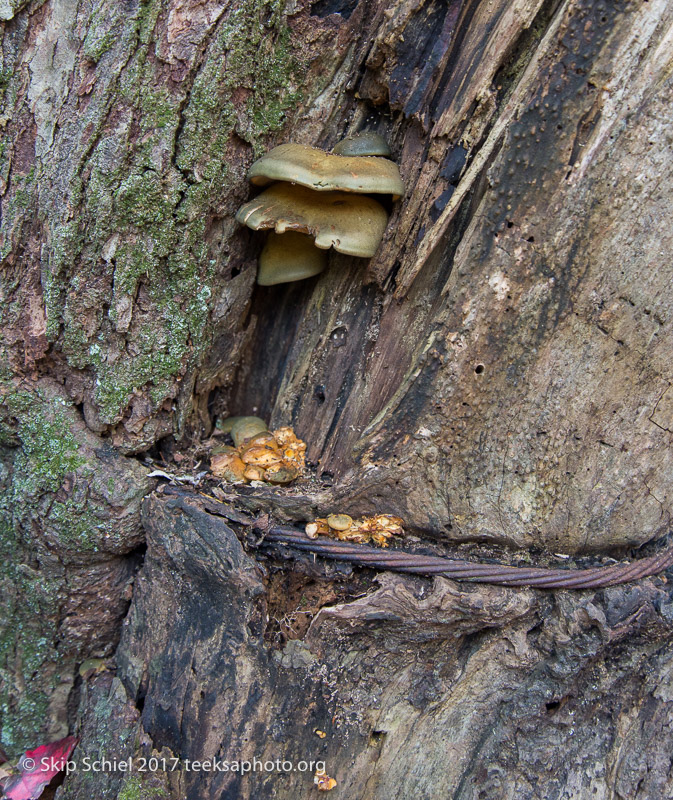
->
[263, 527, 673, 589]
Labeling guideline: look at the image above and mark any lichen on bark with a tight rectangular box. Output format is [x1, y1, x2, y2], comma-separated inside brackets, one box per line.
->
[0, 378, 151, 753]
[0, 0, 313, 754]
[3, 0, 307, 453]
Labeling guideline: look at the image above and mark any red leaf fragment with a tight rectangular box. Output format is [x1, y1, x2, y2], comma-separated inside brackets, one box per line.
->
[1, 736, 78, 800]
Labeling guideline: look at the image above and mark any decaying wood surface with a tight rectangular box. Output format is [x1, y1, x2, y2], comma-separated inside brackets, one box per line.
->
[1, 0, 673, 795]
[237, 0, 673, 556]
[59, 490, 673, 800]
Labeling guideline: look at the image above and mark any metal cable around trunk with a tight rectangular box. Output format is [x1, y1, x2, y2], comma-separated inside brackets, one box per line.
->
[263, 527, 673, 589]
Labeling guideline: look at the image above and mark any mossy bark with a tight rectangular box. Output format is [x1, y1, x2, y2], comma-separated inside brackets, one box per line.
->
[1, 0, 312, 754]
[1, 0, 673, 795]
[0, 378, 151, 753]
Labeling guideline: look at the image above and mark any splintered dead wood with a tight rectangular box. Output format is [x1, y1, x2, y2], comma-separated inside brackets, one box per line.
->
[265, 571, 359, 642]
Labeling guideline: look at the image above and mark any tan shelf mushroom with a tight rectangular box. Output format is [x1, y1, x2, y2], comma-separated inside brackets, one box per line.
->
[258, 232, 326, 286]
[237, 135, 404, 285]
[236, 183, 389, 257]
[247, 143, 404, 199]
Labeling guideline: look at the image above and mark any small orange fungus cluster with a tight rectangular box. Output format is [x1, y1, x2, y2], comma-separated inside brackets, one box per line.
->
[305, 513, 404, 547]
[211, 416, 305, 485]
[314, 769, 337, 791]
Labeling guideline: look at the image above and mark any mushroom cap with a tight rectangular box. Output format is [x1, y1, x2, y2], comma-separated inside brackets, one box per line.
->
[211, 452, 247, 482]
[243, 465, 266, 482]
[237, 183, 389, 258]
[218, 415, 267, 435]
[257, 231, 327, 286]
[229, 416, 269, 448]
[247, 143, 404, 199]
[264, 463, 299, 484]
[241, 445, 283, 467]
[327, 513, 353, 531]
[332, 132, 392, 157]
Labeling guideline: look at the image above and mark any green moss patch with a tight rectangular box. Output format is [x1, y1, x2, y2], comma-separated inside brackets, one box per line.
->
[36, 0, 306, 432]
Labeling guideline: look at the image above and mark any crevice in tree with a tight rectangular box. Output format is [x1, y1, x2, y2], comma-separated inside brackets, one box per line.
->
[224, 278, 318, 423]
[6, 0, 673, 790]
[310, 0, 359, 20]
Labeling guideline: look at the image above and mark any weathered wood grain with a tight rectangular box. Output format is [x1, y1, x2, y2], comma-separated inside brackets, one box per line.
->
[2, 0, 673, 788]
[58, 492, 673, 800]
[235, 0, 673, 554]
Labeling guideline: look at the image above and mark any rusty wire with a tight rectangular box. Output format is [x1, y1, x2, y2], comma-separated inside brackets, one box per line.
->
[262, 526, 673, 589]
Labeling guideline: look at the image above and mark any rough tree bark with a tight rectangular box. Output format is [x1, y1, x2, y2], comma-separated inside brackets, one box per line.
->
[1, 0, 673, 797]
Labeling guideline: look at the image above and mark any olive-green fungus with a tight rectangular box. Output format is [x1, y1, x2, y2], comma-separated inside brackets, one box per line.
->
[332, 131, 392, 157]
[258, 231, 327, 286]
[247, 143, 404, 200]
[238, 136, 404, 285]
[236, 183, 389, 257]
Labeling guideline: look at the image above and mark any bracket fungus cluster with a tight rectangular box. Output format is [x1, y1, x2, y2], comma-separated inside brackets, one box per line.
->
[236, 133, 404, 285]
[305, 513, 405, 547]
[211, 416, 306, 485]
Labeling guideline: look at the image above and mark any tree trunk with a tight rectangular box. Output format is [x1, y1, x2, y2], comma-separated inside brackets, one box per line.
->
[1, 0, 673, 797]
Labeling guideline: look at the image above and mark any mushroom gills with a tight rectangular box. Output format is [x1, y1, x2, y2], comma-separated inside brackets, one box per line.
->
[237, 183, 388, 258]
[332, 132, 391, 157]
[258, 231, 327, 286]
